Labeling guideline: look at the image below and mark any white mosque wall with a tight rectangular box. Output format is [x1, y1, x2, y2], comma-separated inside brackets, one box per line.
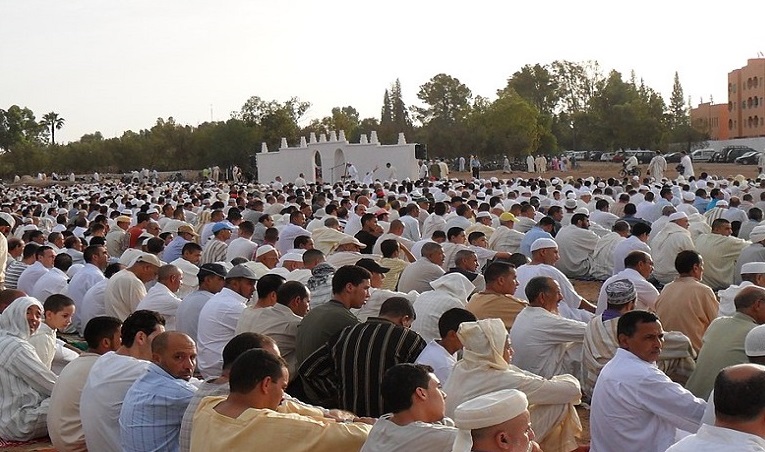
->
[256, 131, 417, 184]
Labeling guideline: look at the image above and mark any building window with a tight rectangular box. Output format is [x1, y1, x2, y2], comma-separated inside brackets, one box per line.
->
[729, 101, 734, 111]
[755, 116, 760, 127]
[729, 119, 734, 130]
[756, 97, 760, 107]
[749, 97, 754, 108]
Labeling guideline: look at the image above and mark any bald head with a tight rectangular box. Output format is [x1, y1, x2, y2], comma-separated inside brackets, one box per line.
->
[151, 331, 196, 381]
[715, 364, 765, 426]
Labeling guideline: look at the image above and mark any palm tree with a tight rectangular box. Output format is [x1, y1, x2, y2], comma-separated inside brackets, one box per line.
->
[41, 112, 65, 144]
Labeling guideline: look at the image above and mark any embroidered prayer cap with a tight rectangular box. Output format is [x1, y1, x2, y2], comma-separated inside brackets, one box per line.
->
[564, 199, 578, 210]
[745, 325, 765, 357]
[716, 200, 729, 207]
[530, 238, 558, 253]
[681, 191, 695, 202]
[452, 389, 529, 452]
[605, 279, 636, 305]
[475, 211, 491, 219]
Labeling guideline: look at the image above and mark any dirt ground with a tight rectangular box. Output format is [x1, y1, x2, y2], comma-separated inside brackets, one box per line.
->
[449, 160, 761, 183]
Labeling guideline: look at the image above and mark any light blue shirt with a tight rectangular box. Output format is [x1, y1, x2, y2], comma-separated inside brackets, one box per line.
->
[119, 363, 197, 452]
[520, 226, 553, 257]
[163, 236, 190, 263]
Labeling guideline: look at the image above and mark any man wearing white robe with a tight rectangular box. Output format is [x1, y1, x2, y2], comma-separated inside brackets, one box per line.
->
[135, 265, 183, 331]
[584, 280, 696, 399]
[651, 212, 695, 285]
[648, 151, 667, 181]
[590, 221, 629, 281]
[554, 213, 599, 279]
[597, 250, 659, 314]
[444, 319, 582, 452]
[590, 310, 706, 452]
[515, 238, 596, 322]
[487, 212, 524, 254]
[421, 205, 447, 240]
[510, 276, 586, 380]
[667, 364, 765, 451]
[680, 150, 695, 178]
[411, 273, 475, 343]
[512, 205, 537, 233]
[734, 225, 765, 285]
[695, 218, 750, 290]
[589, 199, 619, 230]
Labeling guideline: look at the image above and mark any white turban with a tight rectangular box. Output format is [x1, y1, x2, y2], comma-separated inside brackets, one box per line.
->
[452, 389, 529, 452]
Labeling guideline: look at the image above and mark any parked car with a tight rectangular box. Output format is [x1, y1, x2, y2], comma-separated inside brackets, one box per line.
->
[600, 152, 615, 162]
[691, 148, 715, 162]
[735, 151, 761, 165]
[710, 145, 757, 163]
[589, 151, 604, 161]
[664, 152, 682, 163]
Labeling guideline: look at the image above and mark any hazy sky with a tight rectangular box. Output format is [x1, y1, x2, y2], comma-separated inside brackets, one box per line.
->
[3, 0, 764, 143]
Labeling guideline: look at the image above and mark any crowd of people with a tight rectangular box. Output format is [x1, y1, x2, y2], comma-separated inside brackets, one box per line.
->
[0, 158, 765, 451]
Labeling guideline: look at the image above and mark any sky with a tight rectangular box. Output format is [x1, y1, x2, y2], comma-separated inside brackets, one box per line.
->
[2, 0, 764, 144]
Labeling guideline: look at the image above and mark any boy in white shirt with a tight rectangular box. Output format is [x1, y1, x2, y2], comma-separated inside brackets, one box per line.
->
[28, 294, 76, 369]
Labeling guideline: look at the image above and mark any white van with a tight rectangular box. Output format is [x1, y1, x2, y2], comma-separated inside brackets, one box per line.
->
[691, 149, 715, 162]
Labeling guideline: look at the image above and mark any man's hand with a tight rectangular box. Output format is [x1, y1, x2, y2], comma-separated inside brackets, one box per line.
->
[352, 417, 377, 425]
[324, 409, 355, 422]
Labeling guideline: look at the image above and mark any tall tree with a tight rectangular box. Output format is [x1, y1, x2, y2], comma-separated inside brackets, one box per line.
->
[472, 90, 541, 157]
[380, 90, 393, 125]
[668, 71, 687, 129]
[390, 79, 413, 137]
[234, 96, 310, 149]
[551, 60, 604, 115]
[0, 106, 47, 153]
[414, 73, 473, 124]
[501, 64, 559, 117]
[41, 112, 65, 144]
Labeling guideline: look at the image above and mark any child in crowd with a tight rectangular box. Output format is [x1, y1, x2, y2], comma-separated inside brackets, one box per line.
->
[29, 294, 76, 369]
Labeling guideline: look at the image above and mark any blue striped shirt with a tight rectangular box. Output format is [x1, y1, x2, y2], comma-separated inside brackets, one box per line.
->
[119, 363, 196, 452]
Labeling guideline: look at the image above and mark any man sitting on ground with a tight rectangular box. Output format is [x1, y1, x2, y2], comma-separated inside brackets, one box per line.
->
[590, 310, 706, 452]
[190, 349, 372, 452]
[361, 363, 457, 452]
[415, 308, 476, 385]
[466, 261, 527, 330]
[119, 331, 198, 452]
[668, 363, 765, 450]
[48, 316, 122, 451]
[510, 276, 586, 379]
[452, 389, 541, 452]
